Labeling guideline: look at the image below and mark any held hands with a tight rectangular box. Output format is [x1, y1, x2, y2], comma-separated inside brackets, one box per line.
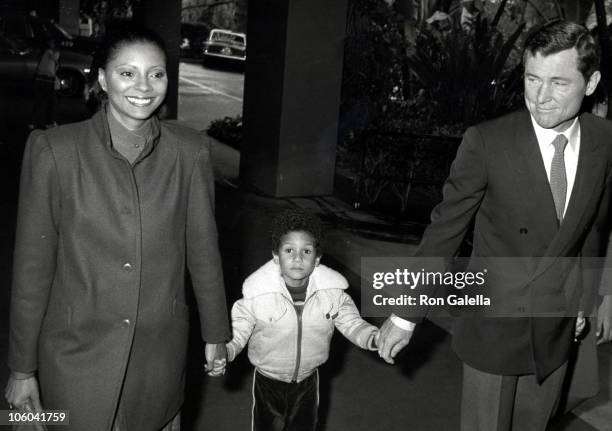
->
[376, 318, 414, 364]
[4, 373, 42, 412]
[204, 343, 227, 377]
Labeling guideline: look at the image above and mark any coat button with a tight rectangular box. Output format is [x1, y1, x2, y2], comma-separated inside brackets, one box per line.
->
[122, 319, 130, 327]
[122, 263, 133, 271]
[519, 228, 528, 234]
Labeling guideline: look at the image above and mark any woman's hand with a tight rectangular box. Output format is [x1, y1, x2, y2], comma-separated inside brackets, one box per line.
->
[4, 373, 42, 411]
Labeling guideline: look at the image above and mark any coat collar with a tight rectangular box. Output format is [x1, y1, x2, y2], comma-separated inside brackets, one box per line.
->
[91, 103, 162, 163]
[242, 259, 348, 300]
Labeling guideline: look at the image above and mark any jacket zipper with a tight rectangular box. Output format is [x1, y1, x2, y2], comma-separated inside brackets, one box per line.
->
[291, 304, 304, 383]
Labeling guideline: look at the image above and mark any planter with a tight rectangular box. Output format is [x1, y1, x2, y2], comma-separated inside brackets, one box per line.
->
[336, 130, 461, 224]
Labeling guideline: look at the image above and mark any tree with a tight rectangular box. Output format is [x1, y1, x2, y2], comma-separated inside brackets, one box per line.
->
[181, 0, 247, 31]
[80, 0, 134, 36]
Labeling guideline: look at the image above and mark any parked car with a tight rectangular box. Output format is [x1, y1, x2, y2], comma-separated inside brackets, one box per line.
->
[0, 12, 93, 96]
[202, 29, 246, 64]
[0, 33, 38, 92]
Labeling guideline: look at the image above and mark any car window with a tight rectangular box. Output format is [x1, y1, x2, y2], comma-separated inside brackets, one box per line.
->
[0, 34, 30, 55]
[2, 15, 31, 39]
[0, 36, 11, 54]
[211, 31, 245, 46]
[45, 20, 73, 40]
[30, 20, 47, 40]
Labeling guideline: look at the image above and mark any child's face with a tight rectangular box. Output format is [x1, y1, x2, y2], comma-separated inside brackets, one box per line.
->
[273, 231, 321, 288]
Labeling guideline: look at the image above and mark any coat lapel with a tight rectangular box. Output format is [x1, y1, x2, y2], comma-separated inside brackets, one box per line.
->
[505, 111, 558, 245]
[533, 114, 606, 276]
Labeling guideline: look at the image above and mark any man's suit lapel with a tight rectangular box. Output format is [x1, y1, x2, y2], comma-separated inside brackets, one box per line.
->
[504, 112, 605, 279]
[532, 115, 606, 278]
[506, 111, 558, 245]
[544, 117, 604, 252]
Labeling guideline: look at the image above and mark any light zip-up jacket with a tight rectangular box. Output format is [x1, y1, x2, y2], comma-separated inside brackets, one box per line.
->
[227, 259, 377, 383]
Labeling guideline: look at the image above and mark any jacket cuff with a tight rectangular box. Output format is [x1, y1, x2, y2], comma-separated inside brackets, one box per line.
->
[390, 314, 417, 331]
[226, 343, 236, 362]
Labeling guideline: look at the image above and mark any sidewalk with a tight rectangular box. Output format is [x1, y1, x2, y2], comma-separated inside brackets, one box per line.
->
[189, 135, 612, 431]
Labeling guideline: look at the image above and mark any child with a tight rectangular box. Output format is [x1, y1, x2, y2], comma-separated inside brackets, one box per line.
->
[226, 209, 378, 431]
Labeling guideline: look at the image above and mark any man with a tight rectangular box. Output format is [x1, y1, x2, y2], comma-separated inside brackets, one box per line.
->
[377, 21, 612, 430]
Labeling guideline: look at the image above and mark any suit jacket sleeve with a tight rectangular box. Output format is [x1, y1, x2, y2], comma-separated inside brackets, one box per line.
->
[394, 126, 487, 319]
[334, 292, 377, 350]
[8, 131, 60, 373]
[186, 139, 231, 343]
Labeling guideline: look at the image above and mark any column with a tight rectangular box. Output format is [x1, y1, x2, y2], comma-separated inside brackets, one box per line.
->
[133, 0, 181, 120]
[240, 0, 349, 197]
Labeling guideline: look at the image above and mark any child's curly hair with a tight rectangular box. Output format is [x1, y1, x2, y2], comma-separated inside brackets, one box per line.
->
[270, 209, 323, 255]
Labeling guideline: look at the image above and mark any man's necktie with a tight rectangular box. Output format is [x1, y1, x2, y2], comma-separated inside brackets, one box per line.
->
[550, 134, 568, 222]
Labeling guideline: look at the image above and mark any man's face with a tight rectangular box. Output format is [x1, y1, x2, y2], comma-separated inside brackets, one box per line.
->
[524, 48, 600, 132]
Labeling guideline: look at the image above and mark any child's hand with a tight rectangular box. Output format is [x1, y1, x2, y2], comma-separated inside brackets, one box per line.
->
[204, 358, 227, 377]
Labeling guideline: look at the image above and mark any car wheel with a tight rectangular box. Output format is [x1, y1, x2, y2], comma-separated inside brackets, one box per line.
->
[56, 69, 83, 97]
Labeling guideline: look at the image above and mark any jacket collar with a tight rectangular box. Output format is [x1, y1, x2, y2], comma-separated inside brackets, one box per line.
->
[91, 103, 162, 162]
[242, 259, 349, 300]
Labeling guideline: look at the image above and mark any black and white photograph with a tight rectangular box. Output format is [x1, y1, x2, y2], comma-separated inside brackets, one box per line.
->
[1, 0, 612, 430]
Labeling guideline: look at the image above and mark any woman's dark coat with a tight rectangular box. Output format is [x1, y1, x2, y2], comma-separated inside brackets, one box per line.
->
[8, 109, 230, 430]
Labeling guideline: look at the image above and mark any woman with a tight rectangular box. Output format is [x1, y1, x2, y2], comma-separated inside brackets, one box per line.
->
[4, 25, 229, 430]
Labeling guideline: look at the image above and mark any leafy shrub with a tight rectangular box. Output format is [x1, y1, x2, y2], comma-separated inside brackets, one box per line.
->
[206, 115, 242, 150]
[405, 9, 525, 130]
[338, 0, 527, 220]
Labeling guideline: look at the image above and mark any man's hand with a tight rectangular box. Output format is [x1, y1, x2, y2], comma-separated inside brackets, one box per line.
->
[377, 318, 414, 364]
[596, 295, 612, 345]
[4, 373, 42, 412]
[204, 343, 227, 377]
[575, 310, 586, 340]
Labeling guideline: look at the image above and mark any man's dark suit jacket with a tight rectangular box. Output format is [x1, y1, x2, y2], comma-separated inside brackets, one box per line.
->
[398, 110, 612, 381]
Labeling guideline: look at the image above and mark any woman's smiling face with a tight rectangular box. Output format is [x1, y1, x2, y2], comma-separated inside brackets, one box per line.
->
[98, 41, 168, 130]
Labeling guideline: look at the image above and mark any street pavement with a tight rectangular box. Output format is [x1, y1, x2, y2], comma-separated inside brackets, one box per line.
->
[178, 61, 244, 132]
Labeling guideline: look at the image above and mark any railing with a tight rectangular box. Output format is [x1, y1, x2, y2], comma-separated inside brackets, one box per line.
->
[352, 130, 461, 215]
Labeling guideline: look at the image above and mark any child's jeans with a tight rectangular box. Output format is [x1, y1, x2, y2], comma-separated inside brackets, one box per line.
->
[253, 370, 318, 431]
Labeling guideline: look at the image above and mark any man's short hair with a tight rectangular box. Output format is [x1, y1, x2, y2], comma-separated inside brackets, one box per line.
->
[523, 20, 600, 80]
